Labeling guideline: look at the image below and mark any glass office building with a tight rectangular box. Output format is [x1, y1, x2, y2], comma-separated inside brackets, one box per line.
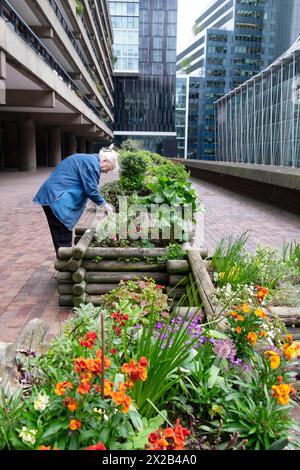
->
[216, 37, 300, 168]
[176, 0, 300, 160]
[176, 76, 202, 158]
[109, 0, 178, 156]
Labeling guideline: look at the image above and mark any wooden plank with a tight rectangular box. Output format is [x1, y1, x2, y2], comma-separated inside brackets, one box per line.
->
[167, 260, 190, 274]
[86, 284, 119, 295]
[73, 281, 87, 296]
[72, 268, 86, 283]
[67, 257, 83, 272]
[187, 249, 224, 327]
[84, 247, 167, 260]
[54, 259, 69, 271]
[58, 284, 73, 295]
[59, 295, 73, 307]
[82, 260, 167, 272]
[73, 293, 87, 307]
[57, 247, 73, 260]
[57, 272, 73, 283]
[85, 272, 169, 284]
[168, 275, 188, 287]
[73, 228, 95, 259]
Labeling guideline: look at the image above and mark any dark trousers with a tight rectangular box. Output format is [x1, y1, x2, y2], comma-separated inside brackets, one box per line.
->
[42, 206, 72, 256]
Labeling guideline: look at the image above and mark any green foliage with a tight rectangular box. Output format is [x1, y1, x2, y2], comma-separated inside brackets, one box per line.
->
[102, 278, 169, 318]
[282, 240, 300, 274]
[119, 153, 149, 192]
[146, 160, 190, 185]
[157, 244, 187, 263]
[75, 0, 84, 16]
[120, 139, 144, 152]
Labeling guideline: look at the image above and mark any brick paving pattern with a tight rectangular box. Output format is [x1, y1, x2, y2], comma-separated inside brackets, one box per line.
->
[0, 169, 299, 344]
[192, 178, 300, 254]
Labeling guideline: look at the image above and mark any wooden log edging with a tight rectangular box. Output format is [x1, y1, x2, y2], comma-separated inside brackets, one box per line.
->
[73, 228, 95, 259]
[187, 249, 225, 329]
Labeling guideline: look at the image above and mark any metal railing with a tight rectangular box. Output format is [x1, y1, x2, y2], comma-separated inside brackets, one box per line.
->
[0, 0, 112, 130]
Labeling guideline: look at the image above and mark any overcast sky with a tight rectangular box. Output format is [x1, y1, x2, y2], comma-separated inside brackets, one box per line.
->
[177, 0, 213, 53]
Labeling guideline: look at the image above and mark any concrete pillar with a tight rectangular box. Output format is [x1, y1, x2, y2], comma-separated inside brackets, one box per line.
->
[65, 133, 77, 157]
[18, 117, 37, 171]
[78, 137, 87, 153]
[86, 140, 94, 153]
[48, 127, 62, 167]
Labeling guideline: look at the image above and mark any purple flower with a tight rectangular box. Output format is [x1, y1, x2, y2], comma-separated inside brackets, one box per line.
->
[213, 338, 236, 360]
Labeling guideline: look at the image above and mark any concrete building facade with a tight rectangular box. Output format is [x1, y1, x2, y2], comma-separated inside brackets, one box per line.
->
[109, 0, 178, 156]
[0, 0, 114, 171]
[176, 0, 300, 160]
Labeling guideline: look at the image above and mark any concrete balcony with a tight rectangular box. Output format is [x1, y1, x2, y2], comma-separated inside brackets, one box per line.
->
[8, 0, 114, 119]
[0, 0, 114, 171]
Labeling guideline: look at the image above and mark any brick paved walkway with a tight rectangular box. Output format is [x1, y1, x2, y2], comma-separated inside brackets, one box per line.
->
[0, 168, 115, 344]
[0, 170, 299, 344]
[192, 178, 300, 254]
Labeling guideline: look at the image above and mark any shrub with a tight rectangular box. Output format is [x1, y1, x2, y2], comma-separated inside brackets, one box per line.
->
[119, 153, 149, 192]
[121, 139, 144, 152]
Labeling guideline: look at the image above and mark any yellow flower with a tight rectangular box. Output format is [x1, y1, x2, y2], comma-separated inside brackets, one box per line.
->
[219, 272, 225, 280]
[265, 351, 280, 369]
[282, 343, 297, 360]
[272, 384, 292, 406]
[247, 332, 258, 345]
[255, 308, 267, 319]
[242, 304, 251, 313]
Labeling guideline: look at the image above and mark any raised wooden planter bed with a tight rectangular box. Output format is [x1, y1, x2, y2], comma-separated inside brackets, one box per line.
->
[54, 226, 223, 324]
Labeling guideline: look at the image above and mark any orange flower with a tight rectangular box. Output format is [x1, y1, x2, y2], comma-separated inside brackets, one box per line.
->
[265, 351, 280, 369]
[54, 381, 72, 396]
[229, 311, 238, 318]
[77, 381, 91, 395]
[272, 384, 293, 405]
[173, 419, 190, 450]
[236, 315, 244, 322]
[260, 330, 267, 337]
[242, 304, 251, 313]
[164, 428, 174, 438]
[282, 343, 297, 360]
[236, 327, 242, 334]
[277, 375, 283, 383]
[256, 286, 269, 302]
[63, 397, 79, 413]
[112, 390, 132, 414]
[286, 334, 293, 343]
[70, 419, 81, 431]
[121, 357, 148, 383]
[85, 442, 106, 450]
[103, 379, 113, 398]
[247, 332, 258, 345]
[255, 308, 267, 319]
[39, 446, 51, 450]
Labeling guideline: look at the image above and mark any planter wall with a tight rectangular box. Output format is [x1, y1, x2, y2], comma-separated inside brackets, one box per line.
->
[55, 227, 209, 311]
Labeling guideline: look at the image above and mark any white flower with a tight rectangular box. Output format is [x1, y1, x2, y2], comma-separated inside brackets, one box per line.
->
[19, 426, 37, 446]
[33, 392, 50, 412]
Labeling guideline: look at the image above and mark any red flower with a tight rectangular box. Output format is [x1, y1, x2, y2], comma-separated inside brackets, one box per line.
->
[80, 332, 98, 349]
[156, 284, 164, 290]
[110, 348, 117, 355]
[85, 442, 106, 450]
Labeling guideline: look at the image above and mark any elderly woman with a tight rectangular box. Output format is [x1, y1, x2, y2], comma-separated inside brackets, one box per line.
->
[33, 147, 118, 254]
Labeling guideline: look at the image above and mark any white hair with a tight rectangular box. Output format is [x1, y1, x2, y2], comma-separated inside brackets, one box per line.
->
[99, 147, 119, 172]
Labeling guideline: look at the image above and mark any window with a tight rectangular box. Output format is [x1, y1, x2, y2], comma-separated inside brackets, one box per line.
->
[153, 50, 163, 62]
[166, 50, 176, 62]
[153, 37, 163, 49]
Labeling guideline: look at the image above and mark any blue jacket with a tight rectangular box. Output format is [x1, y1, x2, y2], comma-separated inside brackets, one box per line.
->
[33, 153, 105, 230]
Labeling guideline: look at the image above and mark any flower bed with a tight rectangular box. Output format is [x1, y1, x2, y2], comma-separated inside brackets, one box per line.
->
[1, 277, 300, 450]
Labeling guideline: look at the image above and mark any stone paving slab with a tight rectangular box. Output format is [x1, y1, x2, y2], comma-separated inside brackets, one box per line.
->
[0, 169, 299, 344]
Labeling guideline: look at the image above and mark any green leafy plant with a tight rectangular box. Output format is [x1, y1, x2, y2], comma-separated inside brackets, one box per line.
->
[120, 139, 144, 152]
[119, 153, 149, 192]
[75, 0, 84, 16]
